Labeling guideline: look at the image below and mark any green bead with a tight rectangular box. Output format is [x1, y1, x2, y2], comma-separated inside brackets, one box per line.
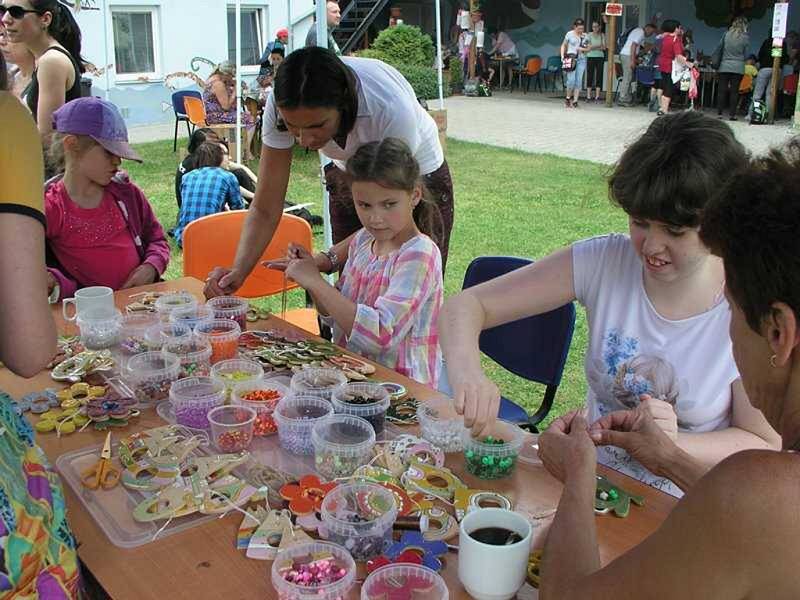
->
[485, 436, 494, 443]
[465, 450, 475, 459]
[609, 489, 619, 500]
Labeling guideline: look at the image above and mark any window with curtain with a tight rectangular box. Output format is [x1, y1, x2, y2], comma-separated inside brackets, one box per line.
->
[112, 11, 157, 75]
[227, 8, 263, 66]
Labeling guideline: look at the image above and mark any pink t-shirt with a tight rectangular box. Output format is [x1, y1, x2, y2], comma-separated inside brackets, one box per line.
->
[45, 181, 141, 290]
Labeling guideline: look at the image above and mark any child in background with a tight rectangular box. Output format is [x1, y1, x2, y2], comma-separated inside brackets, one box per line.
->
[273, 138, 444, 387]
[45, 97, 169, 300]
[174, 141, 244, 247]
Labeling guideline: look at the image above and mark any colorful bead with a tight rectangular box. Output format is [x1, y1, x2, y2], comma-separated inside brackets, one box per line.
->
[216, 430, 252, 452]
[464, 435, 518, 480]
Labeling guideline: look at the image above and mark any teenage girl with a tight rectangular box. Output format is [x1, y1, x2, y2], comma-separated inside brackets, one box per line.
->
[270, 138, 444, 387]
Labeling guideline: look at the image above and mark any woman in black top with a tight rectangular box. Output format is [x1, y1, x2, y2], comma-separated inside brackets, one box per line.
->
[1, 0, 85, 139]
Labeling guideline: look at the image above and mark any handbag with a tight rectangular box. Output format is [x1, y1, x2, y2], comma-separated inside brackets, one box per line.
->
[710, 33, 726, 70]
[562, 54, 577, 72]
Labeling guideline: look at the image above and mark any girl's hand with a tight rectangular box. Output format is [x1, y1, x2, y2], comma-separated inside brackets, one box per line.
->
[639, 395, 678, 441]
[285, 255, 322, 288]
[538, 411, 596, 486]
[121, 264, 158, 289]
[452, 372, 501, 436]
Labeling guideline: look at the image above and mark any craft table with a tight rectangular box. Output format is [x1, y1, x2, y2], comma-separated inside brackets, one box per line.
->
[0, 277, 678, 598]
[493, 55, 515, 89]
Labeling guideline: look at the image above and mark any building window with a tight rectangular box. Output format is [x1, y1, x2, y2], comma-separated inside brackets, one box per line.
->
[112, 9, 159, 78]
[227, 7, 265, 67]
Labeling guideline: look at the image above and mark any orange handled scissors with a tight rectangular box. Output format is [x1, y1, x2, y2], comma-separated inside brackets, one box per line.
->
[81, 432, 121, 490]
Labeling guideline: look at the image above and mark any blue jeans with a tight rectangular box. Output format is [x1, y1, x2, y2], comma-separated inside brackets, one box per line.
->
[566, 59, 586, 92]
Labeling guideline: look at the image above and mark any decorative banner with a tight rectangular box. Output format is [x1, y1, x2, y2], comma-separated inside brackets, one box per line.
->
[605, 3, 623, 17]
[772, 44, 784, 58]
[772, 2, 789, 40]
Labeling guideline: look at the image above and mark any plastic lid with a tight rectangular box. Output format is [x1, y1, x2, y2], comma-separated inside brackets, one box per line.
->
[417, 398, 464, 427]
[361, 564, 448, 600]
[163, 339, 212, 362]
[271, 541, 356, 600]
[145, 322, 192, 348]
[154, 292, 198, 315]
[210, 358, 263, 381]
[291, 368, 348, 395]
[312, 414, 376, 457]
[461, 419, 525, 457]
[331, 383, 390, 417]
[169, 376, 225, 403]
[126, 351, 180, 378]
[206, 295, 248, 316]
[232, 379, 288, 405]
[321, 483, 398, 538]
[195, 318, 241, 340]
[274, 395, 333, 429]
[121, 312, 158, 332]
[76, 306, 122, 326]
[207, 404, 256, 428]
[169, 305, 215, 330]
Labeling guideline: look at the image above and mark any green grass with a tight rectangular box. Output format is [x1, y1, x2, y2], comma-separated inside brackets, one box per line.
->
[126, 138, 627, 428]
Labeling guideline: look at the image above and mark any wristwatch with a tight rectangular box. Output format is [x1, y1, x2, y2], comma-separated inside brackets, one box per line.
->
[322, 248, 340, 273]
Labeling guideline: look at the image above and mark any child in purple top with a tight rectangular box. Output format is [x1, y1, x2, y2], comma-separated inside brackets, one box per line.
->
[44, 98, 169, 300]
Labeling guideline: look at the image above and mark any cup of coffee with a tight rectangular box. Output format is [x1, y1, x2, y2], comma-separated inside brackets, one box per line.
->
[458, 508, 532, 600]
[62, 286, 115, 322]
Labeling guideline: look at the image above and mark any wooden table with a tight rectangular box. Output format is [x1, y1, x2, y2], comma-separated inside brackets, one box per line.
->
[0, 278, 677, 598]
[493, 55, 515, 89]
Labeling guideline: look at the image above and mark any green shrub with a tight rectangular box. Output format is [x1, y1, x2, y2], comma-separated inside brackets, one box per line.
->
[354, 48, 386, 61]
[449, 56, 463, 94]
[371, 24, 435, 67]
[393, 63, 446, 100]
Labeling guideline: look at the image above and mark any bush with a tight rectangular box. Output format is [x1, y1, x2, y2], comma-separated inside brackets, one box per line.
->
[393, 63, 445, 100]
[449, 56, 463, 94]
[371, 24, 435, 67]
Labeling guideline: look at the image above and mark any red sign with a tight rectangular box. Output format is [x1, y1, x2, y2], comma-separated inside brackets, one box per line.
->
[605, 3, 623, 16]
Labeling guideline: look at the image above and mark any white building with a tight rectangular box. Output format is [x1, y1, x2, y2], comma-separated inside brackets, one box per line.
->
[74, 0, 314, 126]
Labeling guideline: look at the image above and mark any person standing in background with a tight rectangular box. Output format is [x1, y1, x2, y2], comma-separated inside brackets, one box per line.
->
[305, 0, 341, 55]
[716, 17, 749, 121]
[585, 21, 606, 102]
[618, 24, 644, 106]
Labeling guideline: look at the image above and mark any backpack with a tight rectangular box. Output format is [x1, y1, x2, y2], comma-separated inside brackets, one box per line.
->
[617, 26, 636, 51]
[750, 99, 767, 124]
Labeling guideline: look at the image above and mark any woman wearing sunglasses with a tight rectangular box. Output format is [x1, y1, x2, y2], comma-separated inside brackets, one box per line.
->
[1, 0, 85, 142]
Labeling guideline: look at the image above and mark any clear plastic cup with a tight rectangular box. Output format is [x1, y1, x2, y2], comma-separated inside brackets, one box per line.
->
[331, 382, 391, 436]
[462, 419, 525, 480]
[417, 398, 467, 453]
[169, 304, 215, 331]
[208, 405, 256, 452]
[169, 376, 226, 429]
[162, 338, 213, 378]
[271, 541, 356, 600]
[320, 483, 397, 561]
[312, 414, 376, 479]
[361, 564, 448, 600]
[195, 319, 241, 364]
[274, 395, 333, 455]
[144, 322, 192, 351]
[154, 292, 198, 322]
[76, 307, 123, 351]
[290, 368, 348, 401]
[206, 296, 249, 331]
[126, 351, 181, 407]
[211, 358, 263, 401]
[232, 380, 288, 436]
[118, 313, 159, 366]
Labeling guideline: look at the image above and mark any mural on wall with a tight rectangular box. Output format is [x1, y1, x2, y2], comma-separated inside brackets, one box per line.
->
[694, 0, 772, 27]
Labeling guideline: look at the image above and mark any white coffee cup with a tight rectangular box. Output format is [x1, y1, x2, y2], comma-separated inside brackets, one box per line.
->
[458, 508, 533, 600]
[62, 286, 115, 322]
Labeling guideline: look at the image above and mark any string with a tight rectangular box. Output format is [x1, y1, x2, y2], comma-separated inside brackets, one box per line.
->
[151, 515, 174, 541]
[280, 271, 287, 321]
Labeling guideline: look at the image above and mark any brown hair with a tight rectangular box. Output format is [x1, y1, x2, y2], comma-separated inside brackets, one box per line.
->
[0, 51, 6, 91]
[194, 141, 224, 168]
[47, 133, 97, 175]
[345, 138, 443, 243]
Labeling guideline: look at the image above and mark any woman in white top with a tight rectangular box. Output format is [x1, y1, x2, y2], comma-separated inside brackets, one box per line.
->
[561, 18, 589, 108]
[439, 111, 780, 496]
[204, 47, 454, 297]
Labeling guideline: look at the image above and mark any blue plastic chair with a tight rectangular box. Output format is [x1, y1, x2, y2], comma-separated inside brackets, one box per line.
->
[462, 256, 576, 432]
[543, 55, 564, 92]
[171, 90, 202, 152]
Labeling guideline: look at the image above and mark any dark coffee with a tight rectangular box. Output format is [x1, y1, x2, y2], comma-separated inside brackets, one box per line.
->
[468, 526, 523, 545]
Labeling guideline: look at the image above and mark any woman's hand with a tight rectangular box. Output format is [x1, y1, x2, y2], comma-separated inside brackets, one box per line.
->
[639, 395, 678, 440]
[451, 371, 501, 436]
[204, 266, 246, 298]
[262, 243, 327, 273]
[538, 411, 597, 486]
[121, 264, 158, 289]
[285, 246, 323, 288]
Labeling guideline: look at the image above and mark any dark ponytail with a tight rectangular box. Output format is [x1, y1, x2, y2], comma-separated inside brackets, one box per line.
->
[32, 0, 86, 73]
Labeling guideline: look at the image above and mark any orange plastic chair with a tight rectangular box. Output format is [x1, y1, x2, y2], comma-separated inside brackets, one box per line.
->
[182, 211, 319, 334]
[523, 56, 543, 93]
[183, 95, 207, 127]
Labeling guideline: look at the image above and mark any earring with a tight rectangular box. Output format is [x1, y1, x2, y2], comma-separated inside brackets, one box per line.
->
[770, 354, 778, 368]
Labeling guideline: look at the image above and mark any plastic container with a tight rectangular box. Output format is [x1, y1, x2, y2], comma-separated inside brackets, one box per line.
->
[154, 292, 198, 322]
[206, 296, 249, 331]
[168, 376, 226, 429]
[462, 419, 525, 480]
[331, 383, 391, 436]
[312, 414, 376, 479]
[361, 564, 448, 600]
[271, 541, 356, 600]
[207, 405, 256, 452]
[232, 380, 288, 436]
[76, 307, 123, 351]
[320, 483, 397, 561]
[195, 319, 241, 364]
[144, 322, 192, 351]
[118, 313, 159, 366]
[417, 398, 467, 453]
[162, 338, 213, 378]
[274, 395, 333, 455]
[125, 351, 181, 407]
[211, 358, 263, 401]
[290, 368, 348, 401]
[169, 304, 215, 331]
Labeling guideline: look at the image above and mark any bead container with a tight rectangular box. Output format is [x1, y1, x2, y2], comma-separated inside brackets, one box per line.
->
[361, 564, 448, 600]
[76, 307, 123, 351]
[462, 419, 525, 480]
[321, 483, 398, 562]
[169, 304, 215, 331]
[162, 339, 213, 378]
[144, 322, 193, 351]
[312, 415, 376, 480]
[211, 358, 263, 402]
[231, 380, 287, 436]
[417, 399, 467, 453]
[290, 368, 348, 401]
[154, 292, 198, 322]
[207, 405, 256, 452]
[206, 296, 249, 331]
[271, 541, 356, 600]
[331, 383, 390, 436]
[274, 395, 333, 455]
[117, 313, 158, 368]
[195, 319, 241, 364]
[169, 376, 226, 429]
[126, 351, 181, 407]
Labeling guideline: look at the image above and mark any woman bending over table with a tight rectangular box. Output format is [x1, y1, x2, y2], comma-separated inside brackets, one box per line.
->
[439, 111, 780, 497]
[537, 139, 800, 599]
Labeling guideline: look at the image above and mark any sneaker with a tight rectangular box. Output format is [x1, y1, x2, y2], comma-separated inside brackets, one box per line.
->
[573, 101, 579, 108]
[656, 110, 666, 116]
[565, 98, 572, 108]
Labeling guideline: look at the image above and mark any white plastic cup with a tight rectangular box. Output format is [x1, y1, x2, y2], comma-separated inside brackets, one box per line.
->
[62, 286, 114, 322]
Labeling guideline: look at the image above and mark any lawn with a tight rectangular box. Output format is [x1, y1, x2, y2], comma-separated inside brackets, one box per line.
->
[126, 138, 628, 428]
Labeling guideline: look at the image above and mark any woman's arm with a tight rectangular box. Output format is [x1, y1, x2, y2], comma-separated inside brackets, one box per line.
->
[35, 51, 72, 139]
[211, 77, 234, 111]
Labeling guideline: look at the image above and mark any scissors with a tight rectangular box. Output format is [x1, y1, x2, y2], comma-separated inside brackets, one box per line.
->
[81, 432, 121, 490]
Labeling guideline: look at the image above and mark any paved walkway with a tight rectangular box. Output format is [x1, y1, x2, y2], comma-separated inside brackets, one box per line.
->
[131, 91, 796, 163]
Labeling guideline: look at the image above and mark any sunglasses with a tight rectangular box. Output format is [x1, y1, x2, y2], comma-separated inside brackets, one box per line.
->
[0, 5, 43, 19]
